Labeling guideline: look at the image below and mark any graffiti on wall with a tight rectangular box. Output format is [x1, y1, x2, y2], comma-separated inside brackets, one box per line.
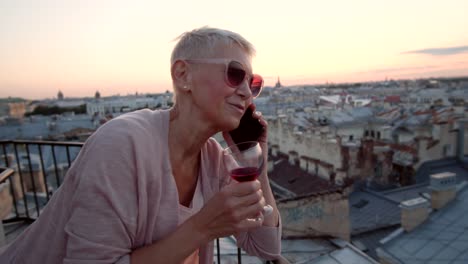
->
[284, 203, 324, 222]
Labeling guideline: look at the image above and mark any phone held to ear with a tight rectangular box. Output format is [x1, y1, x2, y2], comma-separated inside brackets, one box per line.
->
[229, 106, 264, 148]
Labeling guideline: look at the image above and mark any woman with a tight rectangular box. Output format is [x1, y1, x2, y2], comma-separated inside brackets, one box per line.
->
[0, 26, 281, 263]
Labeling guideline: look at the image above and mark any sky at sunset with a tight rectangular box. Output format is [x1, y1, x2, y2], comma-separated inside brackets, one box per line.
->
[1, 0, 467, 99]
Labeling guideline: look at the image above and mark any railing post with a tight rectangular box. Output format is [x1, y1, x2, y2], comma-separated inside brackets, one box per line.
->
[13, 143, 30, 219]
[25, 144, 41, 217]
[66, 146, 72, 168]
[51, 146, 61, 187]
[216, 238, 221, 263]
[37, 145, 50, 201]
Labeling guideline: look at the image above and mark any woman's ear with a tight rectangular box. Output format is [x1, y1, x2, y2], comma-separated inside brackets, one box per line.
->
[171, 60, 191, 91]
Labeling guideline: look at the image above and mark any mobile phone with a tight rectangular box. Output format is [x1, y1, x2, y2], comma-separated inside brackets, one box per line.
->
[229, 106, 264, 148]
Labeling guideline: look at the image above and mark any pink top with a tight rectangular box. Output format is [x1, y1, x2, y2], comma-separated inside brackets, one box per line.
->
[0, 109, 281, 263]
[179, 173, 203, 264]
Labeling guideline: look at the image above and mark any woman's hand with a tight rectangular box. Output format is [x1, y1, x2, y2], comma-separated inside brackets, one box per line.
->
[222, 104, 269, 155]
[189, 180, 266, 240]
[249, 105, 268, 146]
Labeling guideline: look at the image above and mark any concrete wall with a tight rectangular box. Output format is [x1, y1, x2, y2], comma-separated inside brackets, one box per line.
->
[398, 132, 414, 144]
[0, 182, 12, 220]
[416, 124, 460, 168]
[8, 102, 27, 118]
[317, 163, 333, 181]
[278, 191, 351, 241]
[336, 125, 365, 141]
[269, 119, 342, 171]
[21, 169, 46, 193]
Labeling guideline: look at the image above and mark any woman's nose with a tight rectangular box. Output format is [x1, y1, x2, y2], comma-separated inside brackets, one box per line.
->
[236, 80, 252, 99]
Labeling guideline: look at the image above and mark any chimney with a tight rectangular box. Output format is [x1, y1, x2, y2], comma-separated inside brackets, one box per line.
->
[288, 151, 298, 165]
[429, 172, 457, 210]
[267, 160, 274, 174]
[271, 144, 279, 157]
[308, 160, 318, 175]
[400, 197, 430, 232]
[299, 156, 308, 171]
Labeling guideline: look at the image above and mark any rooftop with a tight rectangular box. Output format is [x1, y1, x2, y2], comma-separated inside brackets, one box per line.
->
[351, 226, 399, 261]
[268, 154, 337, 197]
[415, 158, 468, 184]
[377, 183, 468, 263]
[349, 189, 400, 235]
[280, 238, 379, 264]
[0, 114, 96, 140]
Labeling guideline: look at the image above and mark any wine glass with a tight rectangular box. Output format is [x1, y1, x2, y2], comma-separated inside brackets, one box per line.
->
[223, 141, 273, 221]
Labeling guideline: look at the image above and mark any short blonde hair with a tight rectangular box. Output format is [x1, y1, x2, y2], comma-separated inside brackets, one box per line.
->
[170, 26, 256, 63]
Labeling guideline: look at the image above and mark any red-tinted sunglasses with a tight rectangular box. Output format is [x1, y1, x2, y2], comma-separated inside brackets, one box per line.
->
[185, 59, 263, 98]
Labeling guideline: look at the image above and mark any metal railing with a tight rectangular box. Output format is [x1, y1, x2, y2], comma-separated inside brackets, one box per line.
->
[1, 140, 83, 223]
[0, 139, 255, 263]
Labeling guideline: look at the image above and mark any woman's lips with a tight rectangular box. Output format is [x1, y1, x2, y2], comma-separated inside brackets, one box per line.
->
[229, 103, 245, 114]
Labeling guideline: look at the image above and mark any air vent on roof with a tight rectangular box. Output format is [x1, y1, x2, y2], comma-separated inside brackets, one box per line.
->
[399, 197, 430, 232]
[429, 172, 457, 210]
[429, 172, 456, 191]
[352, 199, 369, 209]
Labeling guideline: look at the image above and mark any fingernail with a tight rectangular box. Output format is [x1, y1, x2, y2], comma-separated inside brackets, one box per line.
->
[263, 205, 273, 216]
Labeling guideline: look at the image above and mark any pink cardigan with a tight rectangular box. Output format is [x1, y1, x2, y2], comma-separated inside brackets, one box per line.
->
[0, 109, 281, 263]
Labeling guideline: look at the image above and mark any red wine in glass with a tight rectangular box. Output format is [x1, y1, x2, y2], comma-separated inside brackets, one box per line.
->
[230, 167, 260, 182]
[223, 141, 272, 219]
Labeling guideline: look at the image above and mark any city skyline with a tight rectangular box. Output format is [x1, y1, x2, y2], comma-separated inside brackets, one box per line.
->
[1, 0, 468, 99]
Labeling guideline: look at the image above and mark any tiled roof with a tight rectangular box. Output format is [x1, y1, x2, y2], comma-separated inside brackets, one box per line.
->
[349, 190, 401, 235]
[268, 155, 336, 196]
[384, 96, 401, 103]
[378, 184, 468, 263]
[351, 226, 399, 261]
[0, 115, 96, 140]
[415, 158, 468, 184]
[280, 238, 379, 264]
[381, 183, 430, 203]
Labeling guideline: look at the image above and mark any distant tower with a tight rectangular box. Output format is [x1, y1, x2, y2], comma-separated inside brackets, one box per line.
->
[274, 76, 282, 88]
[95, 91, 101, 100]
[57, 90, 64, 100]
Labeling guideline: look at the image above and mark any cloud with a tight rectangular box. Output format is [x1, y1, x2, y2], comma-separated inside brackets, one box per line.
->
[393, 67, 468, 78]
[357, 65, 438, 74]
[402, 46, 468, 56]
[452, 61, 468, 65]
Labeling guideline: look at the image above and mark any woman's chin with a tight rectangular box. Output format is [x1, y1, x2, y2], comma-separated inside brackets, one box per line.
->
[221, 118, 240, 132]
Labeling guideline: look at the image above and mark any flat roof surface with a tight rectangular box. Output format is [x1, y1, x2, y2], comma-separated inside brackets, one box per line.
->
[379, 185, 468, 263]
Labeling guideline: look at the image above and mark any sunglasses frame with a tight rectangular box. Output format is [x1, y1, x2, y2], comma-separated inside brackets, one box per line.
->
[184, 58, 263, 98]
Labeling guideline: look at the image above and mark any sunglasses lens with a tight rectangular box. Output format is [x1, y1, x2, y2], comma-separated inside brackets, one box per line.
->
[227, 61, 246, 87]
[250, 74, 264, 97]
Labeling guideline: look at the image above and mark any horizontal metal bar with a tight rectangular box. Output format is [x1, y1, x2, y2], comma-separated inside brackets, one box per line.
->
[0, 140, 84, 147]
[2, 217, 35, 224]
